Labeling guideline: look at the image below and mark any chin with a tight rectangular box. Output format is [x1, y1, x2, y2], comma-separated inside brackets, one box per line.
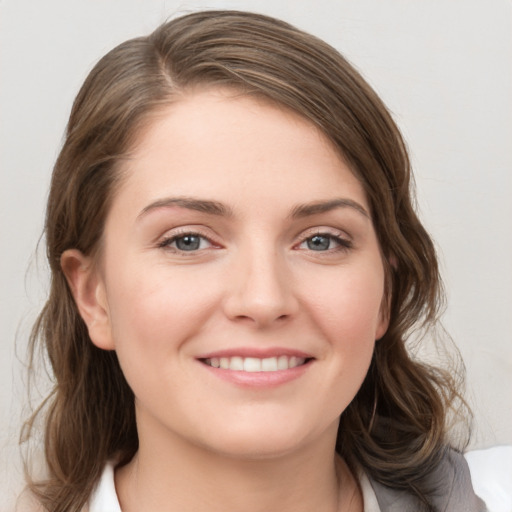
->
[207, 438, 305, 461]
[194, 420, 334, 461]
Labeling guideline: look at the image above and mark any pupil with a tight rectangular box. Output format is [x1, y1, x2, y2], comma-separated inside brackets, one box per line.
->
[177, 235, 200, 251]
[308, 235, 329, 251]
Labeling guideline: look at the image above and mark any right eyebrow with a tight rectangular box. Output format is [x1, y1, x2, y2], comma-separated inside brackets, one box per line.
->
[137, 196, 234, 221]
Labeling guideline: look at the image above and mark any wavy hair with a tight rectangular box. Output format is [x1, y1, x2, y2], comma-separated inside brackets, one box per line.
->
[22, 10, 469, 511]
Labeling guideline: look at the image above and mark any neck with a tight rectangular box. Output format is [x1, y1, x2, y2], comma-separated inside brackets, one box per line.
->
[115, 416, 360, 512]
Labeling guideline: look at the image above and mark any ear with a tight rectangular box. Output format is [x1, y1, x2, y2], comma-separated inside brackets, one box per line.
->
[375, 303, 390, 341]
[375, 253, 396, 340]
[60, 249, 115, 350]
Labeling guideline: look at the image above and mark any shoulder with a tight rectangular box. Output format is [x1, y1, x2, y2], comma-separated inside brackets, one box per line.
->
[367, 449, 487, 512]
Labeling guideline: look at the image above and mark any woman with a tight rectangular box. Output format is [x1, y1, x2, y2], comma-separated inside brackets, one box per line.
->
[21, 10, 485, 512]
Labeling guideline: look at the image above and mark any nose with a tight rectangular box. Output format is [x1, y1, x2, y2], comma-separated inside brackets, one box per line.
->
[222, 246, 299, 328]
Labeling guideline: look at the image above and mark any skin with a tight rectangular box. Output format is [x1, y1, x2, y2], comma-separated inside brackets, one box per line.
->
[63, 89, 389, 511]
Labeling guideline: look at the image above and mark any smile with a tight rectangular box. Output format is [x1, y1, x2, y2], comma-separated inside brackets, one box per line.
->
[203, 355, 308, 372]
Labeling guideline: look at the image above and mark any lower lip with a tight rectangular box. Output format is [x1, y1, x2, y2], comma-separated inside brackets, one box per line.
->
[198, 360, 313, 388]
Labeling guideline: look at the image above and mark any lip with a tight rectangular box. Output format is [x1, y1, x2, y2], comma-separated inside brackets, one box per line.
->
[197, 347, 313, 359]
[195, 347, 314, 389]
[199, 359, 313, 388]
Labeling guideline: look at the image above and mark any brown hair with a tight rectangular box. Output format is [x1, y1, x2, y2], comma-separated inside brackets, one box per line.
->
[23, 10, 469, 511]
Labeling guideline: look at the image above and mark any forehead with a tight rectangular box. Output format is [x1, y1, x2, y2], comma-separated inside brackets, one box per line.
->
[131, 88, 331, 157]
[113, 88, 369, 218]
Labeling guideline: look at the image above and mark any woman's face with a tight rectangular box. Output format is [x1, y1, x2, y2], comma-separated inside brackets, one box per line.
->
[82, 89, 388, 459]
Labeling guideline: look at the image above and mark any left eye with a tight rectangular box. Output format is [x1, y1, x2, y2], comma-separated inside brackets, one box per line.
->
[299, 234, 349, 251]
[161, 234, 212, 252]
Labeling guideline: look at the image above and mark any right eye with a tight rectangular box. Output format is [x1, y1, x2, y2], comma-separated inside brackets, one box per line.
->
[159, 233, 213, 252]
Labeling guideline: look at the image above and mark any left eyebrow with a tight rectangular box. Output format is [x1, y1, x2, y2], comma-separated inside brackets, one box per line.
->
[290, 198, 370, 219]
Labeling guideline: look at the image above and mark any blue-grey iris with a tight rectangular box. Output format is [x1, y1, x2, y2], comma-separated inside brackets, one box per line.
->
[176, 235, 201, 251]
[307, 235, 330, 251]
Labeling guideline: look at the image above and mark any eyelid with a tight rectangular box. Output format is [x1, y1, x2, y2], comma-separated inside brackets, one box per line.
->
[295, 226, 352, 244]
[293, 226, 354, 253]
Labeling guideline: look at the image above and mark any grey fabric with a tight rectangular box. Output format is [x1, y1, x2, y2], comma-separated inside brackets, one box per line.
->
[368, 450, 487, 511]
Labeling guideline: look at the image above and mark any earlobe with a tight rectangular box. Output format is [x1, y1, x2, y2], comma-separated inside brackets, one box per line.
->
[375, 256, 395, 341]
[375, 308, 390, 341]
[60, 249, 115, 350]
[375, 288, 392, 341]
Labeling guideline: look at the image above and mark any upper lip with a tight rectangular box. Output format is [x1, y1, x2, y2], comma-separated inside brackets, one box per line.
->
[196, 347, 314, 360]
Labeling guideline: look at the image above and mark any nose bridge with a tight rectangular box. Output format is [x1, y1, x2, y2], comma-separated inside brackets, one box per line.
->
[224, 234, 296, 325]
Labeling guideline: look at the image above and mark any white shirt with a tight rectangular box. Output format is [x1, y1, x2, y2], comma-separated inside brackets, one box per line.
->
[88, 462, 382, 512]
[89, 463, 121, 512]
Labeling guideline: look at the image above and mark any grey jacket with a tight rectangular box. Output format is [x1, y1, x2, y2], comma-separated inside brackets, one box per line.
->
[368, 450, 487, 511]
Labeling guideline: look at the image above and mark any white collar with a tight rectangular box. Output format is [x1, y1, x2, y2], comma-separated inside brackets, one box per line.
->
[89, 461, 381, 512]
[88, 462, 121, 512]
[358, 467, 382, 512]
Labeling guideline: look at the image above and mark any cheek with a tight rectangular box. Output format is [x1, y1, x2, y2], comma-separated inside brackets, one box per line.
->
[295, 268, 382, 426]
[305, 265, 386, 342]
[105, 263, 221, 357]
[103, 267, 217, 403]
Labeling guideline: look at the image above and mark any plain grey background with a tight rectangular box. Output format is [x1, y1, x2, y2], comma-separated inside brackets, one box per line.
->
[1, 0, 511, 509]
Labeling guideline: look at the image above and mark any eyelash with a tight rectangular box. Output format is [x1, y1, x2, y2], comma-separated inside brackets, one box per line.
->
[158, 230, 217, 253]
[158, 229, 352, 255]
[295, 231, 353, 253]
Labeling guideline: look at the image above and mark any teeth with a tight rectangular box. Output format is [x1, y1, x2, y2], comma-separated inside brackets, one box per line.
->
[244, 357, 261, 372]
[230, 356, 244, 371]
[277, 355, 288, 370]
[261, 357, 277, 371]
[204, 356, 306, 372]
